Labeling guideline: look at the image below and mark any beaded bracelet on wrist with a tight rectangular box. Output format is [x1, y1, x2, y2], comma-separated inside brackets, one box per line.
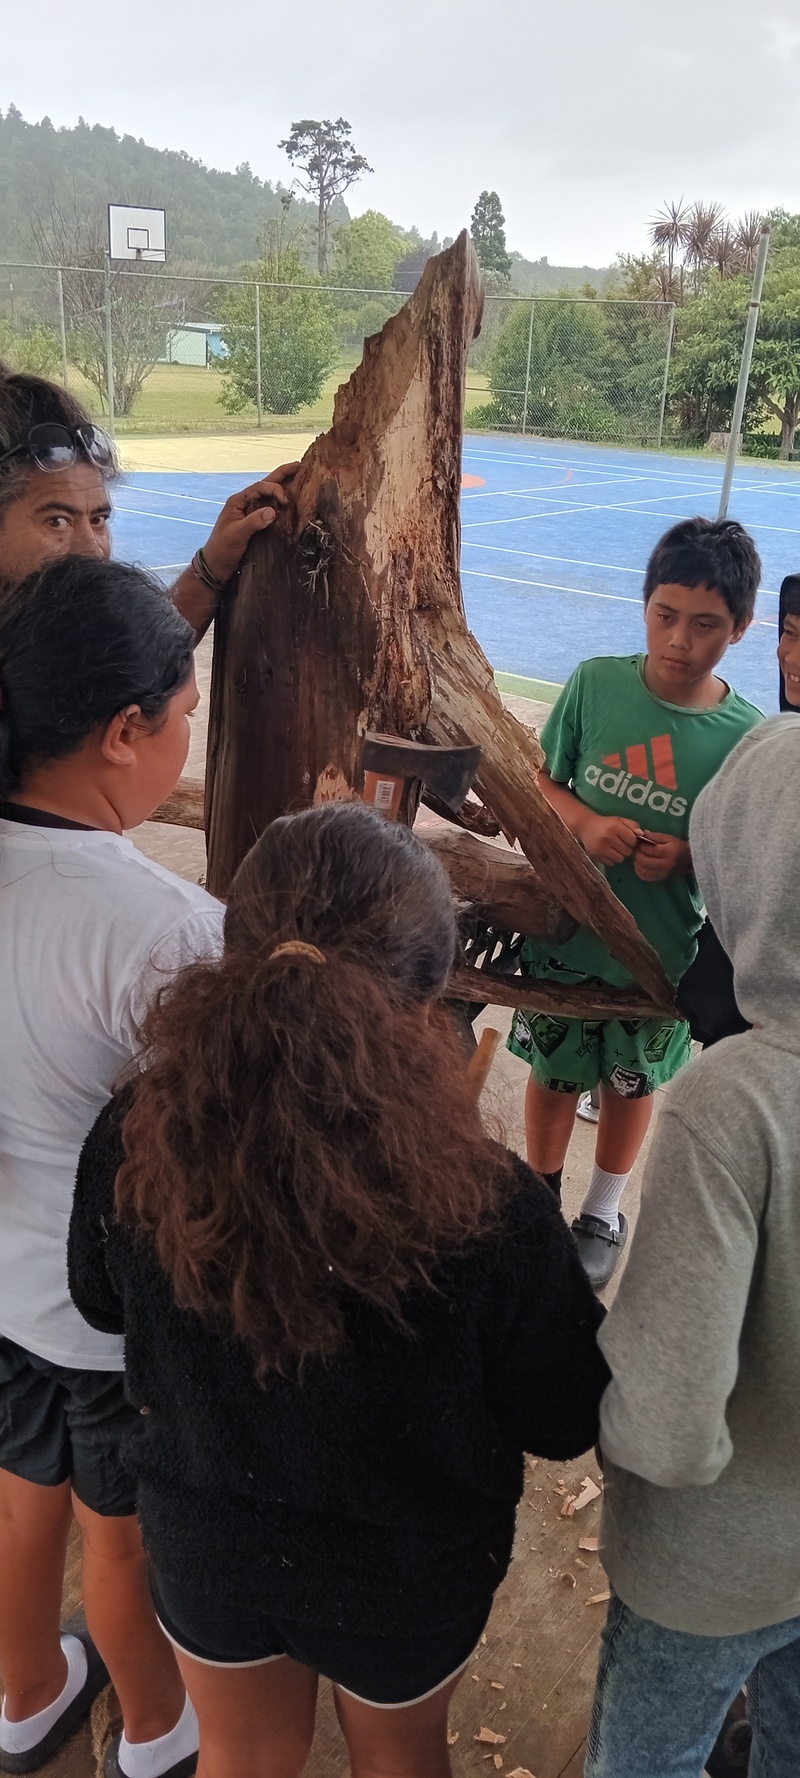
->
[191, 547, 225, 593]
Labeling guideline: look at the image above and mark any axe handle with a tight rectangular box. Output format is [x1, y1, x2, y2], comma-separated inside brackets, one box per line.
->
[362, 770, 406, 821]
[466, 1026, 501, 1102]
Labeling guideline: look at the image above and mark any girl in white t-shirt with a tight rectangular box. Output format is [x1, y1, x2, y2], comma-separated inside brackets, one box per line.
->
[0, 555, 223, 1778]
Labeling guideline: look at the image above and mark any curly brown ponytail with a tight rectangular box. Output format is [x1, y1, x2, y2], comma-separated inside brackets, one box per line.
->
[116, 804, 513, 1377]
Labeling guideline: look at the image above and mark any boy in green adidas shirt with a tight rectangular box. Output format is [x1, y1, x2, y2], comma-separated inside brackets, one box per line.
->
[509, 517, 762, 1288]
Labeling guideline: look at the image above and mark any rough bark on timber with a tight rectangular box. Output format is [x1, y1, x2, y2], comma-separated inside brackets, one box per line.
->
[425, 828, 576, 947]
[449, 967, 668, 1022]
[204, 232, 674, 1013]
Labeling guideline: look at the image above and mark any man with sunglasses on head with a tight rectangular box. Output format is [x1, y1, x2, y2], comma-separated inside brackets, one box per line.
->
[0, 364, 298, 628]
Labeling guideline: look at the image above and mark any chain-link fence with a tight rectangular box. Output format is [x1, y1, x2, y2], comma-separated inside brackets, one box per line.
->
[468, 295, 675, 445]
[0, 262, 674, 446]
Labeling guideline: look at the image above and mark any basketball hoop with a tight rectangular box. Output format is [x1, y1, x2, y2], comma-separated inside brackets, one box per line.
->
[107, 205, 167, 263]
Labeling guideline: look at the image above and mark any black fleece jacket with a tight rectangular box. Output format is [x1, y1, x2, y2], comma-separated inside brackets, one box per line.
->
[68, 1097, 609, 1636]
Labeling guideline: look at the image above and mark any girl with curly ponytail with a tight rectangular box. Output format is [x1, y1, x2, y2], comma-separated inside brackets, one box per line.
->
[70, 801, 609, 1778]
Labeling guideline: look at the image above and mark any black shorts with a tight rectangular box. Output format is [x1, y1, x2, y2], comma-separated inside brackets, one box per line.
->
[0, 1336, 138, 1517]
[151, 1568, 491, 1708]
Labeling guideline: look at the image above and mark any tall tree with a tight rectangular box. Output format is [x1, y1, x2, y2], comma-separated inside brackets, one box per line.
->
[332, 211, 408, 290]
[736, 211, 764, 272]
[753, 254, 800, 457]
[279, 119, 372, 275]
[684, 201, 725, 294]
[217, 223, 336, 417]
[671, 255, 800, 456]
[709, 222, 742, 280]
[650, 199, 689, 281]
[470, 191, 511, 279]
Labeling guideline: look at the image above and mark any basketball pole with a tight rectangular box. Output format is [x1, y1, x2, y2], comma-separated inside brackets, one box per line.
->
[718, 225, 770, 520]
[104, 250, 116, 439]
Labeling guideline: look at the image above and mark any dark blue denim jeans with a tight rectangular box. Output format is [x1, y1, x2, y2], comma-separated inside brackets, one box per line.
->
[585, 1594, 800, 1778]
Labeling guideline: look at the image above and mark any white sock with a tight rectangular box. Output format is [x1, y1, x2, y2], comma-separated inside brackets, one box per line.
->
[118, 1693, 198, 1778]
[0, 1634, 88, 1755]
[580, 1163, 630, 1233]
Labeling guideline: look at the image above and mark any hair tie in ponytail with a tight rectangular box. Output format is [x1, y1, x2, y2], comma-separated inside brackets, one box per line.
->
[269, 941, 326, 966]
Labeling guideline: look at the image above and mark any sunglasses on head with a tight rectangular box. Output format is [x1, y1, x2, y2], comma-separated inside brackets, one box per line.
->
[0, 423, 117, 475]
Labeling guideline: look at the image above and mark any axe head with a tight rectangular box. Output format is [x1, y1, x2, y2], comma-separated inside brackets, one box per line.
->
[361, 733, 481, 814]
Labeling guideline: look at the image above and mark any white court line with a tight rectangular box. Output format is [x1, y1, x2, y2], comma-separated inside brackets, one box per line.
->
[463, 539, 642, 572]
[462, 490, 710, 530]
[463, 489, 800, 536]
[151, 563, 189, 571]
[461, 568, 640, 604]
[461, 539, 781, 596]
[112, 507, 210, 528]
[466, 446, 800, 509]
[466, 445, 800, 504]
[118, 485, 225, 507]
[465, 446, 724, 487]
[462, 480, 581, 499]
[462, 565, 778, 625]
[462, 472, 688, 502]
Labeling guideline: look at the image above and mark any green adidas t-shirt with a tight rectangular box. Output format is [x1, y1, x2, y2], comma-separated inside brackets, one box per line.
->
[523, 654, 762, 987]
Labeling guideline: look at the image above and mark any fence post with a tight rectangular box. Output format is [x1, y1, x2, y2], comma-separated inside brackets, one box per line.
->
[103, 253, 115, 437]
[521, 301, 535, 437]
[718, 224, 771, 519]
[255, 282, 263, 429]
[56, 268, 68, 388]
[656, 304, 676, 450]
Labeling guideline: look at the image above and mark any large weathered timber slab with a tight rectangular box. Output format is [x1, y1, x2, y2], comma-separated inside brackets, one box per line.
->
[203, 231, 674, 1009]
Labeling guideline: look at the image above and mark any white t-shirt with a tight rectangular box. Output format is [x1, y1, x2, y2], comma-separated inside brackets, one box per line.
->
[0, 819, 225, 1369]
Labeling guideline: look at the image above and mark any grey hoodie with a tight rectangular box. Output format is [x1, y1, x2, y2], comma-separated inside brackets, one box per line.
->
[598, 714, 800, 1635]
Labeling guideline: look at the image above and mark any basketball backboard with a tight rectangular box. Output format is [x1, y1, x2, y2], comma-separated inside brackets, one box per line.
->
[108, 204, 167, 262]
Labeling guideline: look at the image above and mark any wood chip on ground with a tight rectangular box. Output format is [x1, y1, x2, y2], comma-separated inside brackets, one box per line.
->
[573, 1476, 602, 1511]
[475, 1726, 508, 1745]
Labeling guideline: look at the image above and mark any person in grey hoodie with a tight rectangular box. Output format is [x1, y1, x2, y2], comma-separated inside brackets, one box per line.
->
[584, 712, 800, 1778]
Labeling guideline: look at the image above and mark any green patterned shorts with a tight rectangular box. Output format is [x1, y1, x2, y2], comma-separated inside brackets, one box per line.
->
[507, 1001, 691, 1099]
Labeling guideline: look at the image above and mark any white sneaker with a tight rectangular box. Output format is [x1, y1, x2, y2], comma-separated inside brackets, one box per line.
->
[576, 1091, 600, 1124]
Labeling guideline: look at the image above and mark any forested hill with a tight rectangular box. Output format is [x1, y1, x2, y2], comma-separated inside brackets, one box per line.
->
[0, 105, 348, 270]
[0, 105, 611, 292]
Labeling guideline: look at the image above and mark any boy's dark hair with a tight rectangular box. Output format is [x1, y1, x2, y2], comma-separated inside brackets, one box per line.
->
[643, 517, 761, 627]
[778, 574, 800, 710]
[117, 801, 515, 1378]
[0, 555, 194, 797]
[0, 361, 117, 517]
[779, 573, 800, 622]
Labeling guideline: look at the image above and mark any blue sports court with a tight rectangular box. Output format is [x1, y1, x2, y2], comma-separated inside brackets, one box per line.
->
[112, 435, 798, 715]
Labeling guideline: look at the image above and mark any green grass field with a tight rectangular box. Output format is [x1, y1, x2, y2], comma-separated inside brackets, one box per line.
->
[67, 358, 494, 436]
[67, 358, 360, 435]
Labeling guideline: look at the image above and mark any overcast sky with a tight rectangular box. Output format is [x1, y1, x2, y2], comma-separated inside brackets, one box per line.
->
[2, 0, 799, 265]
